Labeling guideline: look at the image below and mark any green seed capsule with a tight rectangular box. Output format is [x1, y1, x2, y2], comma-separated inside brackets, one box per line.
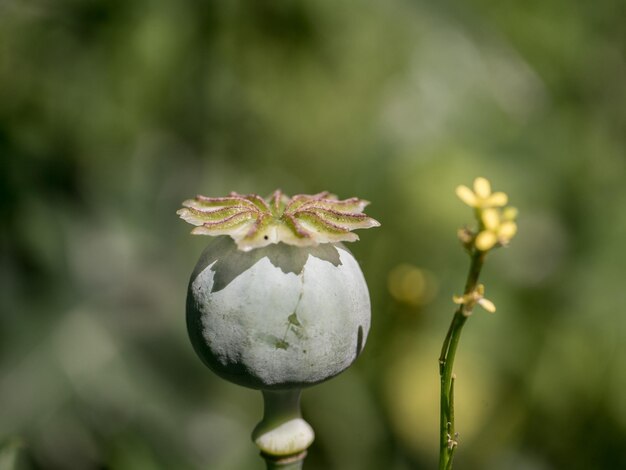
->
[186, 236, 371, 390]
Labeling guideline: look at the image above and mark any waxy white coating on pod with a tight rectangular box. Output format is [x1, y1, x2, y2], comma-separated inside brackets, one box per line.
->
[186, 237, 371, 389]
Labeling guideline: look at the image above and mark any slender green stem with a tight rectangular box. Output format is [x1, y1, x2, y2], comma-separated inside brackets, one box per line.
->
[438, 250, 485, 470]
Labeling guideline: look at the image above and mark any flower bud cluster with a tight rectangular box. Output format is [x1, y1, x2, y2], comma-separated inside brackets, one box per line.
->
[452, 177, 518, 315]
[455, 177, 518, 252]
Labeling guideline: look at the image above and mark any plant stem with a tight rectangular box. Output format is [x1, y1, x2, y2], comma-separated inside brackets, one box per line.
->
[438, 250, 485, 470]
[252, 389, 314, 470]
[262, 453, 307, 470]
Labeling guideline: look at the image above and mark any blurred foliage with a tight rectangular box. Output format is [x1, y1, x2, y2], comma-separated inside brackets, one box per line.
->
[1, 0, 625, 469]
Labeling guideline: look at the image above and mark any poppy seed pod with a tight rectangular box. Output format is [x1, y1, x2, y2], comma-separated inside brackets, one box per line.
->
[178, 190, 379, 468]
[187, 237, 370, 390]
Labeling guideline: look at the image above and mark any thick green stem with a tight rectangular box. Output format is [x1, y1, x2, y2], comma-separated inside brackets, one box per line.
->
[262, 453, 307, 470]
[252, 389, 314, 470]
[438, 250, 485, 470]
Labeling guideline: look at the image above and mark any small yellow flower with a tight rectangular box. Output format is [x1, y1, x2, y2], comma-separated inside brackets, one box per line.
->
[453, 284, 496, 315]
[475, 206, 518, 251]
[455, 177, 508, 209]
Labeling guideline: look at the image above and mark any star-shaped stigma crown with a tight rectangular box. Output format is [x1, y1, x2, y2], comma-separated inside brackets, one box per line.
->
[177, 190, 380, 251]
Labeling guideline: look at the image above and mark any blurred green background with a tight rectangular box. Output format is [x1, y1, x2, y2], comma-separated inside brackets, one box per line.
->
[1, 0, 625, 469]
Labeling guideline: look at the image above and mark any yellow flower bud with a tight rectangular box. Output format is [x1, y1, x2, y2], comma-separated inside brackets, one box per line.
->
[478, 298, 496, 313]
[475, 231, 497, 251]
[486, 192, 508, 207]
[503, 206, 518, 221]
[455, 185, 478, 207]
[481, 209, 500, 230]
[473, 177, 491, 199]
[498, 221, 518, 241]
